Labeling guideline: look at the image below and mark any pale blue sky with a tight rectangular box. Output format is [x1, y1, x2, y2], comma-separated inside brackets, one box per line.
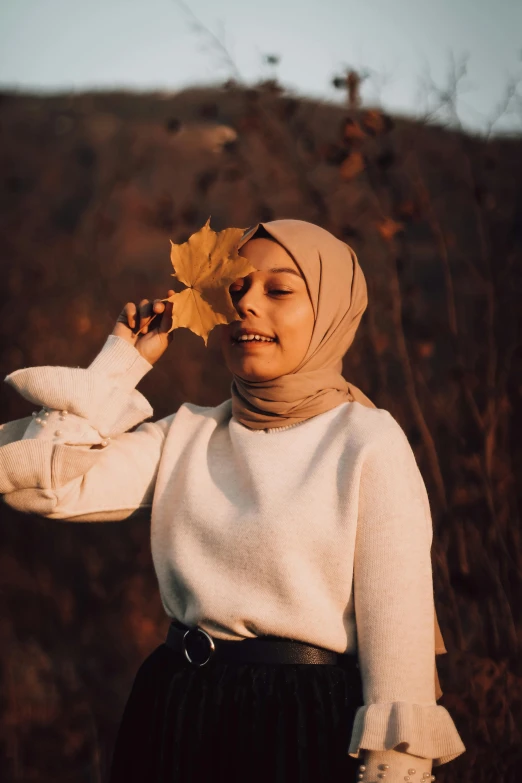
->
[1, 0, 521, 134]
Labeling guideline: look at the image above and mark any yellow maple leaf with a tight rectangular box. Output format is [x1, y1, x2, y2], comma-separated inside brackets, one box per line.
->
[161, 218, 257, 346]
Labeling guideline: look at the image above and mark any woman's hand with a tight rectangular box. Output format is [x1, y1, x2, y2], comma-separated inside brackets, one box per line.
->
[111, 291, 175, 366]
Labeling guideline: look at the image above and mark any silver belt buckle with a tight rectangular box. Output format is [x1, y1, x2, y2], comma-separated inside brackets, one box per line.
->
[183, 626, 216, 666]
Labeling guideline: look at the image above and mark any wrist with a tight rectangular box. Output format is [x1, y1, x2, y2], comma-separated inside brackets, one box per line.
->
[88, 334, 153, 392]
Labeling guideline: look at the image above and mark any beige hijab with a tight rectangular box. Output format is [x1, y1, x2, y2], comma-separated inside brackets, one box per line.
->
[231, 219, 446, 699]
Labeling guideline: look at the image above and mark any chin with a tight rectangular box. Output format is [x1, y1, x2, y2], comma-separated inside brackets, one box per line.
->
[226, 359, 280, 383]
[233, 367, 270, 382]
[238, 371, 273, 382]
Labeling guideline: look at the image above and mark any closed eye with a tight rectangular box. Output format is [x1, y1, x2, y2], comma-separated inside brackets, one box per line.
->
[229, 288, 292, 296]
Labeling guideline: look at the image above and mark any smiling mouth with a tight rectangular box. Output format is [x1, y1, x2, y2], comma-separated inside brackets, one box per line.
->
[231, 333, 277, 344]
[231, 338, 277, 347]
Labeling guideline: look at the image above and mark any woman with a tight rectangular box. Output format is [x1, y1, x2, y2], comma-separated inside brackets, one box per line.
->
[0, 220, 465, 782]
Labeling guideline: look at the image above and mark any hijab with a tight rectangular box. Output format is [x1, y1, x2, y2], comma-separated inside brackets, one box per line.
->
[231, 219, 373, 429]
[230, 219, 446, 699]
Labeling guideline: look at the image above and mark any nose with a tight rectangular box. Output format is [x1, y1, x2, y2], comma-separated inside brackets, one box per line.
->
[231, 286, 260, 317]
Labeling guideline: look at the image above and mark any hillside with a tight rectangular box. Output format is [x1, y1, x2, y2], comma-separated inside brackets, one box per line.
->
[0, 84, 521, 782]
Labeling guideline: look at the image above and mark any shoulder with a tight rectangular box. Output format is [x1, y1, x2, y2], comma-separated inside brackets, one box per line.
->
[170, 398, 233, 429]
[345, 405, 425, 503]
[337, 403, 422, 484]
[340, 401, 410, 452]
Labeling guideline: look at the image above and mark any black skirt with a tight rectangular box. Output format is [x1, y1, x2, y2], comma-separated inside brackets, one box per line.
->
[108, 640, 364, 783]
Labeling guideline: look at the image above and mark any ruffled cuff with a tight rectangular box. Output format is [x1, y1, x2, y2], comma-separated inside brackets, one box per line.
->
[22, 409, 106, 446]
[356, 748, 433, 783]
[3, 336, 154, 439]
[347, 702, 466, 767]
[0, 439, 100, 494]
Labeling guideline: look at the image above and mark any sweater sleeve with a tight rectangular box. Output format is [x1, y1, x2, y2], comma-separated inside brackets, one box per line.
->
[0, 335, 173, 522]
[357, 748, 433, 782]
[348, 412, 466, 769]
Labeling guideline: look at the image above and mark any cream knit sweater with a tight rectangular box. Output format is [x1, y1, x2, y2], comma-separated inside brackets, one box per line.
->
[0, 334, 465, 781]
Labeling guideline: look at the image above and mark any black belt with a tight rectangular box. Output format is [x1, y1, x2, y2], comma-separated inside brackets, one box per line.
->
[165, 620, 359, 668]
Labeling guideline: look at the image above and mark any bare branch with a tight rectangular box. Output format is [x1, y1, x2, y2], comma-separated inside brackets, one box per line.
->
[172, 0, 243, 82]
[415, 50, 522, 137]
[415, 51, 474, 130]
[484, 74, 522, 138]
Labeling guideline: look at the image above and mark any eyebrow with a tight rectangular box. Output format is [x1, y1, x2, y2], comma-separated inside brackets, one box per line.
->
[268, 267, 303, 278]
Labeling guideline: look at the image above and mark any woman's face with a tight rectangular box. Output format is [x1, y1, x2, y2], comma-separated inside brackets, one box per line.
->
[219, 237, 315, 382]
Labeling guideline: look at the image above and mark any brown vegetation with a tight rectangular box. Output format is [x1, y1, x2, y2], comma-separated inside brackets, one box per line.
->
[0, 83, 521, 782]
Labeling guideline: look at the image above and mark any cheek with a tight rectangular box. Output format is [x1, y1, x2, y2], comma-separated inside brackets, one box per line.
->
[282, 301, 314, 349]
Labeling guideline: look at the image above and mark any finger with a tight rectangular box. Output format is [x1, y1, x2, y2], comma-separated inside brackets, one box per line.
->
[145, 299, 165, 334]
[123, 302, 137, 328]
[136, 299, 151, 332]
[152, 291, 174, 314]
[159, 298, 174, 334]
[130, 301, 150, 334]
[138, 299, 150, 320]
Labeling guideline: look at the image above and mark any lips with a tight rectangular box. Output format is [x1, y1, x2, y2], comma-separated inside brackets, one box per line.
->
[232, 329, 276, 340]
[231, 336, 277, 346]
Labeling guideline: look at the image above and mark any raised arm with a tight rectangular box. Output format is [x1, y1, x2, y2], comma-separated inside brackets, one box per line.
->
[1, 293, 176, 522]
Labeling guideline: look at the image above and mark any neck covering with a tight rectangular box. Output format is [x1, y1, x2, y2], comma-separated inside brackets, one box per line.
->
[229, 219, 446, 698]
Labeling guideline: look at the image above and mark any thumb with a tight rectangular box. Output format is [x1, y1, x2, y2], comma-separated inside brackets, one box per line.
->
[158, 291, 175, 337]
